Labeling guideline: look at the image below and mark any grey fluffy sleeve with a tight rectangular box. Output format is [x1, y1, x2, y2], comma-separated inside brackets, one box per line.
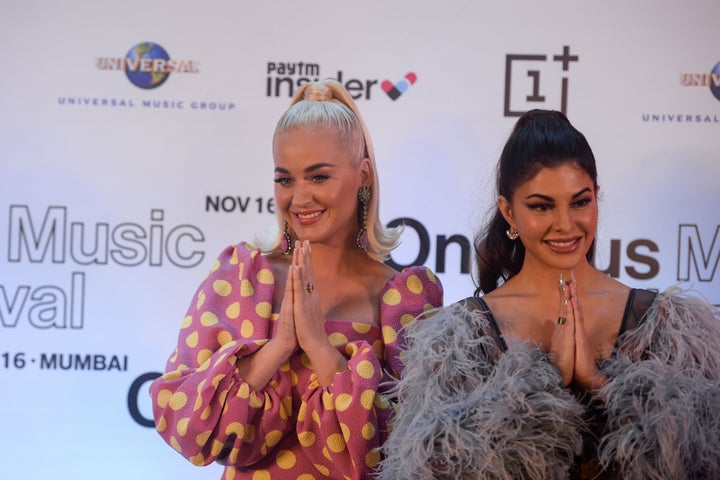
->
[378, 304, 585, 480]
[599, 288, 720, 479]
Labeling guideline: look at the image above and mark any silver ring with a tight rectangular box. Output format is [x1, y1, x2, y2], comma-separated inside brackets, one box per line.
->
[304, 282, 314, 294]
[557, 316, 566, 325]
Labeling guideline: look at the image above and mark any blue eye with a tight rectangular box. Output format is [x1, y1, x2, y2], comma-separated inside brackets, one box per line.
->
[311, 174, 330, 183]
[274, 177, 292, 187]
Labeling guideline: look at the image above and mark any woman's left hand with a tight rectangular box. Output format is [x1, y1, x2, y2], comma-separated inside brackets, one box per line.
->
[568, 272, 607, 392]
[292, 240, 348, 385]
[291, 241, 327, 350]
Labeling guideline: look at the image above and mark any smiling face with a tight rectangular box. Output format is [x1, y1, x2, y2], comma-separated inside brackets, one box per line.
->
[498, 161, 598, 272]
[273, 127, 370, 248]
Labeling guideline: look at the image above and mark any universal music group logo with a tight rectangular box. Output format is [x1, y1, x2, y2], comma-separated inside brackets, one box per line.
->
[642, 58, 720, 124]
[58, 42, 234, 111]
[681, 60, 720, 102]
[265, 61, 418, 101]
[96, 42, 199, 89]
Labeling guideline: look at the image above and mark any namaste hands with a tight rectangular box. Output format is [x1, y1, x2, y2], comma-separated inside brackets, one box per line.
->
[275, 240, 346, 385]
[549, 271, 608, 392]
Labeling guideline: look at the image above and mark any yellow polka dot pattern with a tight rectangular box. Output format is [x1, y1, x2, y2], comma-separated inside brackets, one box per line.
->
[328, 332, 349, 347]
[240, 320, 254, 338]
[255, 301, 272, 319]
[352, 322, 371, 334]
[226, 302, 240, 319]
[276, 450, 296, 469]
[257, 268, 274, 284]
[214, 279, 232, 297]
[240, 279, 254, 297]
[355, 360, 375, 379]
[406, 274, 423, 294]
[382, 288, 401, 306]
[148, 243, 443, 479]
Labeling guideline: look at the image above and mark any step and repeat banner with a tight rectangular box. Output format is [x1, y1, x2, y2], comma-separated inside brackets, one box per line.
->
[2, 1, 719, 478]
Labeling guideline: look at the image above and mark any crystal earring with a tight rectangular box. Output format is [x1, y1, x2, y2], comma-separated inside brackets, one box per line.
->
[281, 220, 293, 255]
[505, 226, 519, 241]
[356, 186, 370, 251]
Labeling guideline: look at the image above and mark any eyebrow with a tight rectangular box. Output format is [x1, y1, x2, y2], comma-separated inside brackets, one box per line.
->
[525, 187, 593, 201]
[274, 163, 336, 174]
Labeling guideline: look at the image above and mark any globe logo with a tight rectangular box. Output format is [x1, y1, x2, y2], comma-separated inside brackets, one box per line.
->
[710, 61, 720, 102]
[125, 42, 171, 89]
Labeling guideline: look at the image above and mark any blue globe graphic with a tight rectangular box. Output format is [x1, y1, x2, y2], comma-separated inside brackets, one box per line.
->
[711, 61, 720, 102]
[125, 42, 171, 89]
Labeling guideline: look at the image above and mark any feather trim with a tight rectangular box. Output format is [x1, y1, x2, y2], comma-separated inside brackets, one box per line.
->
[379, 304, 585, 480]
[599, 287, 720, 479]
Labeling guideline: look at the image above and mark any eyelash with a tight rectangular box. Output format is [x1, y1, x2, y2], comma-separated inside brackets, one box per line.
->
[311, 174, 329, 183]
[274, 174, 330, 187]
[574, 198, 592, 207]
[274, 177, 292, 187]
[528, 198, 592, 211]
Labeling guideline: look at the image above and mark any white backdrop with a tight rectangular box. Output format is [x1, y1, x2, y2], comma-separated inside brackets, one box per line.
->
[1, 1, 719, 478]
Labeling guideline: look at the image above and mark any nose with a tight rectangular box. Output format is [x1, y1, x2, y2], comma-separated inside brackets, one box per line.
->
[291, 181, 312, 207]
[553, 206, 573, 232]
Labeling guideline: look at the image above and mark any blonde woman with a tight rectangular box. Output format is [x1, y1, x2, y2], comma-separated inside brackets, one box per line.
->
[150, 80, 443, 479]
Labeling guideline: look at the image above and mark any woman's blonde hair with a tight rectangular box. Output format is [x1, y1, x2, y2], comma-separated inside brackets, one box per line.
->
[263, 79, 400, 261]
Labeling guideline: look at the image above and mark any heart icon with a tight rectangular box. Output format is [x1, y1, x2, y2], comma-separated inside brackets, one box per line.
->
[381, 72, 417, 100]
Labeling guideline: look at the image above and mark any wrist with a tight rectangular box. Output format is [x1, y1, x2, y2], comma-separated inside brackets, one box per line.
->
[576, 373, 608, 396]
[305, 343, 347, 386]
[589, 374, 608, 395]
[265, 337, 295, 364]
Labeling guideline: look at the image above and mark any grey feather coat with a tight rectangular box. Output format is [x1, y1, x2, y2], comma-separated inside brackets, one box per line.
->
[378, 288, 720, 480]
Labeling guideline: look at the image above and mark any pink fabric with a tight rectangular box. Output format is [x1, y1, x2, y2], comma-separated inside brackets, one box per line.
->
[150, 242, 443, 479]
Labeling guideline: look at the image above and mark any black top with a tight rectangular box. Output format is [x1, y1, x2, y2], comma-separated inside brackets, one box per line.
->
[463, 288, 657, 353]
[460, 288, 658, 479]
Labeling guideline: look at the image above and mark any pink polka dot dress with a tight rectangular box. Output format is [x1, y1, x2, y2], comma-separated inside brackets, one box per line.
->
[150, 242, 443, 479]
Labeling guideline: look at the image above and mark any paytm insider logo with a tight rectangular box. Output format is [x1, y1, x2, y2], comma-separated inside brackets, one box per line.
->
[265, 62, 417, 101]
[96, 42, 199, 89]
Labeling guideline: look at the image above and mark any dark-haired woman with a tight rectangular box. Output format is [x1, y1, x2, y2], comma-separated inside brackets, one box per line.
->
[380, 110, 720, 479]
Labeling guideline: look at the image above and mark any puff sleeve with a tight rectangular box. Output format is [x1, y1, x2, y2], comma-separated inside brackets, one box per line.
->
[150, 244, 444, 479]
[149, 243, 294, 467]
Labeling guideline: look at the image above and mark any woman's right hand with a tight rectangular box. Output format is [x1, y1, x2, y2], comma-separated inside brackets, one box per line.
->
[235, 257, 298, 390]
[270, 257, 299, 359]
[549, 273, 575, 386]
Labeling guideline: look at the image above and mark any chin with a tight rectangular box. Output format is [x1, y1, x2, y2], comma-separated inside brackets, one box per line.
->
[545, 254, 585, 271]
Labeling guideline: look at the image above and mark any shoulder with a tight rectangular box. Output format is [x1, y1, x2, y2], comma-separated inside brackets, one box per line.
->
[207, 241, 275, 282]
[399, 299, 507, 376]
[381, 265, 444, 308]
[650, 286, 719, 327]
[625, 286, 719, 332]
[377, 266, 443, 337]
[405, 299, 490, 343]
[615, 286, 720, 369]
[624, 288, 658, 325]
[376, 265, 442, 373]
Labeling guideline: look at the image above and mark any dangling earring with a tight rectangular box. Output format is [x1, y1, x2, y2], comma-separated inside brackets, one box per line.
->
[356, 186, 370, 251]
[505, 226, 519, 241]
[281, 220, 293, 255]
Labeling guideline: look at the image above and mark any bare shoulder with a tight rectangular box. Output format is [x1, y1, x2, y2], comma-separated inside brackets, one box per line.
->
[479, 279, 530, 310]
[263, 253, 290, 291]
[585, 272, 631, 302]
[358, 260, 399, 293]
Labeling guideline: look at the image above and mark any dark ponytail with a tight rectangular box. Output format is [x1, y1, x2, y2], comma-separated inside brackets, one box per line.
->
[474, 110, 598, 295]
